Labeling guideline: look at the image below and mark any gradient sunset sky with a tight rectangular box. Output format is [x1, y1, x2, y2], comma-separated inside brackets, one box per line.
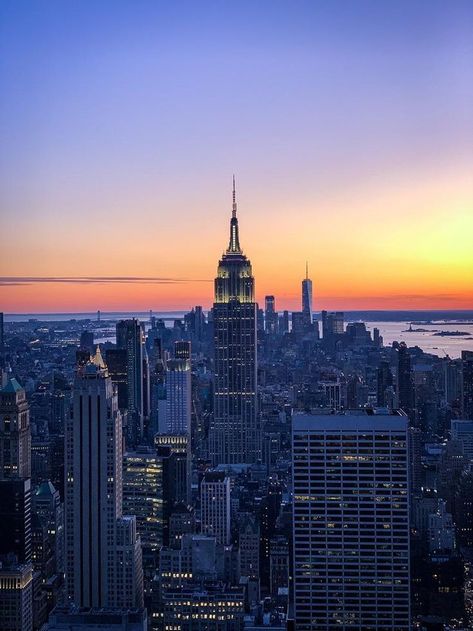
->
[1, 1, 472, 313]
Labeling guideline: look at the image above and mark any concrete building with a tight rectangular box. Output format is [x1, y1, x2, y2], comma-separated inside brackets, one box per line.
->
[0, 561, 33, 631]
[451, 419, 473, 462]
[45, 607, 147, 630]
[238, 514, 259, 579]
[201, 472, 231, 546]
[116, 319, 145, 443]
[162, 583, 244, 631]
[65, 348, 143, 609]
[0, 378, 31, 480]
[123, 447, 164, 560]
[166, 358, 191, 434]
[292, 410, 410, 630]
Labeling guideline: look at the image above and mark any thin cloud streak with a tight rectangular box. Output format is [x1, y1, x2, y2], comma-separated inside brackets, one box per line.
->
[0, 276, 212, 286]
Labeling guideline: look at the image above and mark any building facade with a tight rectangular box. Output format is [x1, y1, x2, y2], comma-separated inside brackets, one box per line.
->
[166, 358, 191, 435]
[201, 472, 231, 546]
[65, 349, 143, 609]
[292, 410, 410, 630]
[116, 319, 145, 442]
[0, 378, 31, 480]
[210, 179, 259, 465]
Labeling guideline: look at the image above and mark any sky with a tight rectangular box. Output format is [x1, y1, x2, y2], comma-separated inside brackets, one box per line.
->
[1, 1, 472, 313]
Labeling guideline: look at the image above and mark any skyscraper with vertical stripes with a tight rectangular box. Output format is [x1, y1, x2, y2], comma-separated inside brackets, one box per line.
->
[65, 348, 143, 609]
[209, 179, 260, 465]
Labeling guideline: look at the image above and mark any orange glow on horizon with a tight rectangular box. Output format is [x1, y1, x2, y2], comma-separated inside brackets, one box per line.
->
[1, 165, 472, 314]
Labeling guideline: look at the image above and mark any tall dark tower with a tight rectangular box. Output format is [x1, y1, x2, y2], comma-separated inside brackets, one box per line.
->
[397, 342, 414, 420]
[210, 178, 259, 465]
[116, 319, 144, 444]
[301, 261, 313, 326]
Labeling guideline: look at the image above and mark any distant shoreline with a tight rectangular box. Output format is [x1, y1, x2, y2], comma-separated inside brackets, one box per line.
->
[4, 309, 473, 323]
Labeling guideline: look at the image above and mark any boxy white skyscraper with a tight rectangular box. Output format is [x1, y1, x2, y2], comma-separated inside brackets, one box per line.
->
[292, 410, 410, 630]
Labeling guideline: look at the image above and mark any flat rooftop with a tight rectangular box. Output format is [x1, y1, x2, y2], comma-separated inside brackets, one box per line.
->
[293, 409, 407, 432]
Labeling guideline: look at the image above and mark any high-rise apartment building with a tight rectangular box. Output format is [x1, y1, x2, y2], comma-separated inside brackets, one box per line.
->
[210, 179, 259, 465]
[292, 410, 410, 630]
[65, 348, 143, 609]
[200, 471, 231, 546]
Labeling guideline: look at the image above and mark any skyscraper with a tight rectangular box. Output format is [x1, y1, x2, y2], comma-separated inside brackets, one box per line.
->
[0, 478, 31, 564]
[0, 379, 33, 630]
[377, 360, 394, 408]
[301, 262, 313, 326]
[321, 310, 344, 339]
[209, 178, 259, 465]
[264, 295, 278, 334]
[200, 471, 231, 546]
[292, 410, 410, 630]
[0, 378, 31, 480]
[0, 311, 4, 364]
[123, 447, 164, 562]
[462, 350, 473, 420]
[165, 358, 191, 435]
[0, 562, 33, 631]
[116, 319, 144, 443]
[65, 348, 143, 609]
[397, 341, 414, 419]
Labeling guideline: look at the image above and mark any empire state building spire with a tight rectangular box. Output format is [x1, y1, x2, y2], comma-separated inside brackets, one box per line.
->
[211, 181, 259, 466]
[227, 175, 241, 254]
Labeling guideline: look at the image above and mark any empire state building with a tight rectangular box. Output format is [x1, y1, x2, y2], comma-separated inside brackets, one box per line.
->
[210, 178, 260, 465]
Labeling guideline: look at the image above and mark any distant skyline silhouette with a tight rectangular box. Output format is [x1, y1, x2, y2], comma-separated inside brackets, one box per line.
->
[1, 1, 472, 311]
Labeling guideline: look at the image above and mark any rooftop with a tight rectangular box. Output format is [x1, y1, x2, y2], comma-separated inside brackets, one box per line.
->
[1, 377, 23, 394]
[293, 409, 407, 432]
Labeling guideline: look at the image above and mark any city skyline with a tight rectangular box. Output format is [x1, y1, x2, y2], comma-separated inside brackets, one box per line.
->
[2, 3, 473, 629]
[1, 1, 472, 313]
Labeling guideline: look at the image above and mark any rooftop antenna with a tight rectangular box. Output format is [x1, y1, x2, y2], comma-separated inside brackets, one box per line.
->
[232, 174, 237, 218]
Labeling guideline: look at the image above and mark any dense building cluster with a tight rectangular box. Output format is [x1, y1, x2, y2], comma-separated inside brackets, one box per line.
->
[0, 190, 472, 630]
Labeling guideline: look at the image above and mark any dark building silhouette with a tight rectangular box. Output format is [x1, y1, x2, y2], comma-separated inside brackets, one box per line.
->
[301, 262, 313, 327]
[264, 295, 278, 335]
[0, 478, 31, 563]
[377, 360, 394, 407]
[106, 348, 128, 410]
[0, 378, 31, 480]
[79, 330, 94, 354]
[397, 342, 414, 419]
[462, 350, 473, 420]
[116, 319, 145, 442]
